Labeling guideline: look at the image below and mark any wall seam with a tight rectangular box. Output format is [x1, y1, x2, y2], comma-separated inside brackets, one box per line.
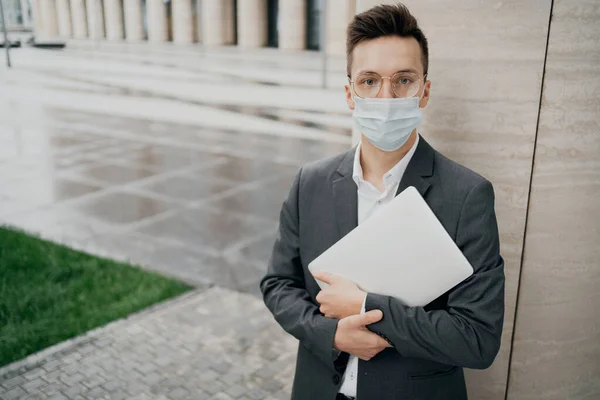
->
[504, 0, 555, 398]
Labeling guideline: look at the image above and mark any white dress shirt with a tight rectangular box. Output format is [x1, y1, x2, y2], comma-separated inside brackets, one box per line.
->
[338, 134, 420, 398]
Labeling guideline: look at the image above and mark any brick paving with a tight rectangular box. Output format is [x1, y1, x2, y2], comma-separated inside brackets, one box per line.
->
[0, 288, 297, 399]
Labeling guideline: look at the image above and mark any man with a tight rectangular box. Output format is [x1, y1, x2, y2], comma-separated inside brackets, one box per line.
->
[260, 3, 505, 399]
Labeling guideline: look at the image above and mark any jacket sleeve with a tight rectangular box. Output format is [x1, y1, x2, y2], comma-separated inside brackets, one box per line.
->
[365, 179, 505, 369]
[260, 167, 341, 371]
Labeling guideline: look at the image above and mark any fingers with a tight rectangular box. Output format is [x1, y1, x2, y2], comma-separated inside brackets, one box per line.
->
[311, 270, 335, 285]
[343, 309, 383, 328]
[357, 345, 389, 361]
[352, 309, 383, 327]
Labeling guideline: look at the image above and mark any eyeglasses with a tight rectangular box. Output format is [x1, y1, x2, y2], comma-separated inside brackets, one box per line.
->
[349, 72, 426, 99]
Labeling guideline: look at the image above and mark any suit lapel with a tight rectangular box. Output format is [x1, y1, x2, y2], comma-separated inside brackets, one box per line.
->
[396, 135, 435, 198]
[331, 136, 435, 240]
[332, 149, 358, 239]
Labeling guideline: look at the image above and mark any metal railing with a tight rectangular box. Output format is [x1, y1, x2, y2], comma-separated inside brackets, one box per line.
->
[0, 0, 12, 68]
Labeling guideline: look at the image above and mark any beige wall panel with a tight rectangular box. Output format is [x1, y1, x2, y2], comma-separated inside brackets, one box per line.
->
[401, 1, 552, 398]
[348, 1, 552, 398]
[507, 0, 600, 398]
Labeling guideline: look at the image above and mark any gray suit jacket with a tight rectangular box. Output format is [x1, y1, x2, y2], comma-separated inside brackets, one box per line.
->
[260, 136, 505, 400]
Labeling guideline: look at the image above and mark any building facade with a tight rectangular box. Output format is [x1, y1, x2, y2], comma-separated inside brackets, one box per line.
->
[1, 0, 33, 29]
[26, 0, 361, 55]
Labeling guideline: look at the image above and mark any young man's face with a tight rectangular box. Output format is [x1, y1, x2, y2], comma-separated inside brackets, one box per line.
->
[345, 35, 431, 109]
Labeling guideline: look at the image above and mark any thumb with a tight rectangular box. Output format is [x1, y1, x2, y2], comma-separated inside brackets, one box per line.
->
[312, 271, 338, 285]
[347, 310, 383, 328]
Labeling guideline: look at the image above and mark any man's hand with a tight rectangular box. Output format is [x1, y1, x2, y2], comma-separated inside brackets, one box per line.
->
[312, 271, 366, 319]
[334, 310, 392, 361]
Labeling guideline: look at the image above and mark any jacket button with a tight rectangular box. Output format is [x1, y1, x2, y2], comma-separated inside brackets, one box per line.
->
[333, 375, 340, 385]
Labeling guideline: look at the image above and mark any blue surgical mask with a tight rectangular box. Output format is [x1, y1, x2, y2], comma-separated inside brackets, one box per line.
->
[352, 96, 423, 152]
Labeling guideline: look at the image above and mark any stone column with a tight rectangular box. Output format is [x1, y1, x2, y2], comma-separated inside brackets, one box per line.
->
[70, 0, 88, 38]
[172, 0, 194, 43]
[326, 0, 354, 56]
[356, 0, 397, 12]
[222, 0, 235, 44]
[237, 0, 267, 48]
[123, 0, 144, 41]
[32, 0, 42, 36]
[200, 0, 234, 46]
[55, 0, 72, 38]
[146, 0, 169, 42]
[39, 0, 59, 39]
[86, 0, 105, 39]
[278, 0, 305, 50]
[104, 0, 124, 40]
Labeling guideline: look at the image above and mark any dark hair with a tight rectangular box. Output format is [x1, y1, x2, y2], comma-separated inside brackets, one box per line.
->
[346, 3, 429, 77]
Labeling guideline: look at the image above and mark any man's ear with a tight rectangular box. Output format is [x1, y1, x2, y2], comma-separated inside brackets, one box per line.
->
[345, 84, 355, 110]
[419, 79, 431, 108]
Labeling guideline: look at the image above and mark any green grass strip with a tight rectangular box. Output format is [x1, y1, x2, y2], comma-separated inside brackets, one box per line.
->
[0, 227, 192, 367]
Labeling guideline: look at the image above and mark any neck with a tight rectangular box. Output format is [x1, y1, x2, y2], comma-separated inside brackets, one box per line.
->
[360, 130, 418, 187]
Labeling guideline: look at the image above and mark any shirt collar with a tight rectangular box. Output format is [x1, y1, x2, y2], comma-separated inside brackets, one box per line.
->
[352, 134, 420, 188]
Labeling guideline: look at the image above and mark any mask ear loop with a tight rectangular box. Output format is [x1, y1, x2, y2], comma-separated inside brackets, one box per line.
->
[348, 76, 357, 104]
[417, 74, 428, 100]
[413, 74, 428, 110]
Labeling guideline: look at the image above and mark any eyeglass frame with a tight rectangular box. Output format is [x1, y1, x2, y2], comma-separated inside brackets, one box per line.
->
[348, 72, 429, 99]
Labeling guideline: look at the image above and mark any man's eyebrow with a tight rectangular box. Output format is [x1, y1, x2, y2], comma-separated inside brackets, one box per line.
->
[355, 68, 421, 75]
[395, 68, 420, 74]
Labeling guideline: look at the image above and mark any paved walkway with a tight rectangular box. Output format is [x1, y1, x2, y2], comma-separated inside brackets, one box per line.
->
[0, 42, 351, 399]
[0, 288, 296, 400]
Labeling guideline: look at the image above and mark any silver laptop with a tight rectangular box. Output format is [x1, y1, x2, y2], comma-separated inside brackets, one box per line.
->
[308, 186, 473, 307]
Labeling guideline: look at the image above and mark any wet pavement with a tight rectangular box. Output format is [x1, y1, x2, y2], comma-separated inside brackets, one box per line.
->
[0, 42, 351, 294]
[0, 42, 351, 399]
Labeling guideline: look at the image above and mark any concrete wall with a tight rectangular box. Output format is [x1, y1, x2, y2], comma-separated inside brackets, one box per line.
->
[506, 0, 600, 398]
[390, 2, 552, 398]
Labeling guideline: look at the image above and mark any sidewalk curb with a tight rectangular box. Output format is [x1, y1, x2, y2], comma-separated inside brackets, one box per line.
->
[0, 286, 212, 380]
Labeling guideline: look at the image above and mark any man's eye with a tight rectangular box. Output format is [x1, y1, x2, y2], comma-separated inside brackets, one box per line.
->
[365, 79, 375, 85]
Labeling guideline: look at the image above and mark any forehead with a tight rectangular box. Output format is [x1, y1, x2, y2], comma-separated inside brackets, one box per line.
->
[351, 35, 423, 77]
